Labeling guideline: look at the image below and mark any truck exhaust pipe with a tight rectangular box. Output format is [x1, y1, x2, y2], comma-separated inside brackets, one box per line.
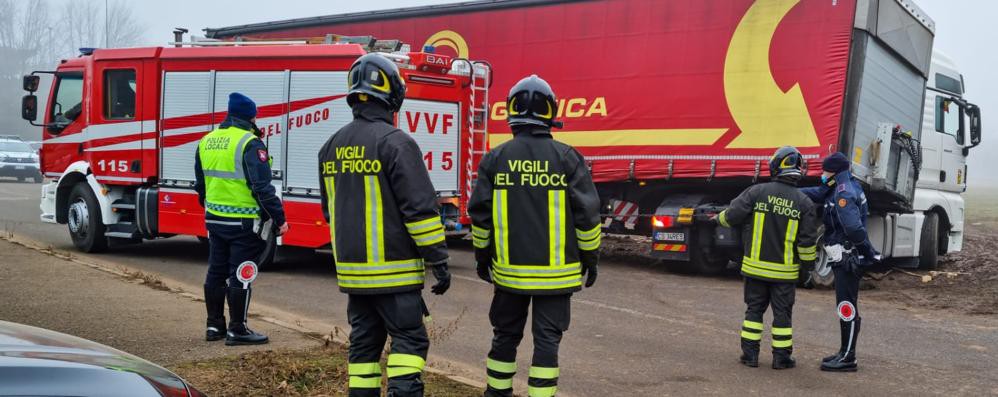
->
[173, 28, 188, 47]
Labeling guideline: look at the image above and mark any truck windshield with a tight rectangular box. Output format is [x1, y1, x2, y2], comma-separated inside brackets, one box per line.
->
[51, 74, 83, 124]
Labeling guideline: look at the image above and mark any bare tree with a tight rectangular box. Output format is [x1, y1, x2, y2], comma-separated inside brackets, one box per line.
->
[0, 0, 146, 139]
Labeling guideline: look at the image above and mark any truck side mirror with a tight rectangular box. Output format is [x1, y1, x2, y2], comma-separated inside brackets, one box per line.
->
[23, 75, 40, 92]
[21, 95, 38, 122]
[968, 103, 982, 148]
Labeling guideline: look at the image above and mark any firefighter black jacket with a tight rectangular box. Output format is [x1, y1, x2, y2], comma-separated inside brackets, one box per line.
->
[319, 101, 448, 295]
[719, 179, 819, 283]
[468, 127, 601, 295]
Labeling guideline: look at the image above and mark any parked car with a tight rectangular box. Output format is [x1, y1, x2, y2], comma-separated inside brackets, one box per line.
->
[0, 137, 41, 182]
[0, 320, 204, 397]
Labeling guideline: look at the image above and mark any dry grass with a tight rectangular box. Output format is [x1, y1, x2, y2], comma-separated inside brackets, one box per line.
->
[172, 345, 481, 396]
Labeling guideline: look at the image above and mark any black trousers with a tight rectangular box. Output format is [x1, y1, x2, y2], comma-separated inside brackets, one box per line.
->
[205, 217, 263, 289]
[486, 290, 571, 397]
[741, 277, 795, 357]
[347, 291, 429, 397]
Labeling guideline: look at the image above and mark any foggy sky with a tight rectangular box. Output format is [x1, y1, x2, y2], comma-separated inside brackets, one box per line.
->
[55, 0, 998, 184]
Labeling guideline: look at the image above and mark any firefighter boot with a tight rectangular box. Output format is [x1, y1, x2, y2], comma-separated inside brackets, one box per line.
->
[739, 338, 760, 368]
[225, 287, 269, 346]
[204, 284, 227, 341]
[821, 318, 860, 372]
[772, 348, 796, 370]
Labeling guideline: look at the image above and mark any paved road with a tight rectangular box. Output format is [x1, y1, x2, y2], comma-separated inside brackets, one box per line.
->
[2, 181, 997, 396]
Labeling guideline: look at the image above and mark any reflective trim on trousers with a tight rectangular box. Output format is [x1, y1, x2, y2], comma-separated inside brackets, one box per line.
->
[386, 353, 425, 378]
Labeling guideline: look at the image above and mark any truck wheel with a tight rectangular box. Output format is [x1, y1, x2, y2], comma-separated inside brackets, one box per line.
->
[810, 245, 835, 287]
[690, 247, 729, 275]
[67, 183, 108, 253]
[919, 212, 940, 269]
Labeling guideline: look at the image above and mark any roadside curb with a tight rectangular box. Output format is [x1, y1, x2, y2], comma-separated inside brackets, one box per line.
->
[0, 233, 489, 393]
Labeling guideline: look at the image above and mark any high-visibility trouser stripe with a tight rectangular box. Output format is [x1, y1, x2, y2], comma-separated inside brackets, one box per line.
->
[493, 189, 509, 265]
[741, 320, 763, 341]
[576, 224, 601, 251]
[772, 326, 793, 348]
[528, 366, 560, 397]
[364, 175, 385, 263]
[798, 245, 817, 261]
[386, 353, 425, 378]
[486, 358, 516, 390]
[718, 210, 731, 228]
[348, 361, 381, 389]
[473, 225, 492, 249]
[784, 219, 799, 265]
[324, 176, 337, 261]
[548, 190, 567, 266]
[750, 212, 765, 260]
[741, 258, 799, 281]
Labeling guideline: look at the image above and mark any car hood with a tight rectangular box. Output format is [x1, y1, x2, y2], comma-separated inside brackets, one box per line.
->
[0, 320, 188, 392]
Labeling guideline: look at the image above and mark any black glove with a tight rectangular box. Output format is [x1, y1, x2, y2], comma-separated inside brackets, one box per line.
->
[798, 260, 815, 289]
[475, 249, 493, 283]
[580, 250, 599, 288]
[430, 263, 451, 295]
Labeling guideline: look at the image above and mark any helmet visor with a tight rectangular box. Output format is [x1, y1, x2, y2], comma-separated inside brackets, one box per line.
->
[509, 91, 554, 120]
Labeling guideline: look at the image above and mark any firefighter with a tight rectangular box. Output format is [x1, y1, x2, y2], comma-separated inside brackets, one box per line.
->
[318, 53, 451, 397]
[194, 92, 288, 346]
[713, 146, 819, 369]
[468, 75, 601, 397]
[801, 152, 880, 372]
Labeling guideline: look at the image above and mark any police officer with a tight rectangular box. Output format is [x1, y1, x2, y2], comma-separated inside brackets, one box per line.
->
[468, 75, 601, 397]
[714, 146, 819, 369]
[195, 92, 288, 346]
[319, 53, 451, 397]
[801, 152, 879, 372]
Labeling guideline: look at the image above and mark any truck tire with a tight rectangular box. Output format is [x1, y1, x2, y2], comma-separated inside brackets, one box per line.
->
[67, 183, 108, 253]
[919, 212, 940, 269]
[690, 246, 729, 275]
[808, 229, 835, 287]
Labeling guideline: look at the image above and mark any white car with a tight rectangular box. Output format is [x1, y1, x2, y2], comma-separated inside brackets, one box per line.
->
[0, 138, 42, 182]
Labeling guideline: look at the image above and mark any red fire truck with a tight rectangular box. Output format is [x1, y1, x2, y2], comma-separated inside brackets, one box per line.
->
[20, 36, 491, 266]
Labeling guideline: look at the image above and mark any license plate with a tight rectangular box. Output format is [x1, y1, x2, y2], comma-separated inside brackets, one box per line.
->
[654, 232, 685, 242]
[15, 166, 25, 170]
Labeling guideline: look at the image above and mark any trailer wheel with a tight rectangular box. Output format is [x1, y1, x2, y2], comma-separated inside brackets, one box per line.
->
[809, 230, 834, 287]
[690, 245, 729, 275]
[67, 183, 108, 253]
[919, 212, 939, 269]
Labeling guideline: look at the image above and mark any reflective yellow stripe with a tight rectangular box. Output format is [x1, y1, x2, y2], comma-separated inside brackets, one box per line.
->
[718, 210, 732, 228]
[412, 230, 445, 247]
[405, 217, 442, 235]
[741, 259, 799, 281]
[575, 224, 601, 240]
[740, 330, 762, 340]
[348, 362, 381, 375]
[784, 219, 799, 265]
[528, 385, 557, 397]
[799, 253, 817, 261]
[386, 353, 424, 378]
[772, 339, 793, 348]
[743, 257, 799, 273]
[797, 245, 816, 254]
[529, 366, 559, 379]
[324, 176, 337, 261]
[349, 376, 381, 389]
[491, 269, 582, 291]
[488, 377, 513, 390]
[743, 320, 764, 330]
[473, 236, 490, 249]
[576, 225, 601, 251]
[798, 244, 817, 261]
[364, 175, 385, 263]
[335, 259, 424, 275]
[548, 190, 567, 266]
[493, 262, 581, 277]
[493, 189, 509, 265]
[751, 212, 764, 260]
[772, 327, 792, 336]
[487, 358, 517, 373]
[472, 225, 491, 239]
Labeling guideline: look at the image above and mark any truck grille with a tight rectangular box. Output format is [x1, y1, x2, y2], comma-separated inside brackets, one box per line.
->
[8, 157, 36, 164]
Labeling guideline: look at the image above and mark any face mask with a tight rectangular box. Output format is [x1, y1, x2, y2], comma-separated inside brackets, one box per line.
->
[821, 175, 829, 184]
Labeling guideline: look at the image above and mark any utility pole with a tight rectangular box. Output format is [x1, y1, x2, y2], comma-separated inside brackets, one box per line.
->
[104, 0, 109, 48]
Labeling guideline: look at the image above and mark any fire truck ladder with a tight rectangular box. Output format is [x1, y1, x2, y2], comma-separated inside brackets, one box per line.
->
[466, 61, 492, 205]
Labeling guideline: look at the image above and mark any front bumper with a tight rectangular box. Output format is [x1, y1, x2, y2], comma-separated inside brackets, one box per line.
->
[0, 162, 41, 177]
[40, 181, 57, 223]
